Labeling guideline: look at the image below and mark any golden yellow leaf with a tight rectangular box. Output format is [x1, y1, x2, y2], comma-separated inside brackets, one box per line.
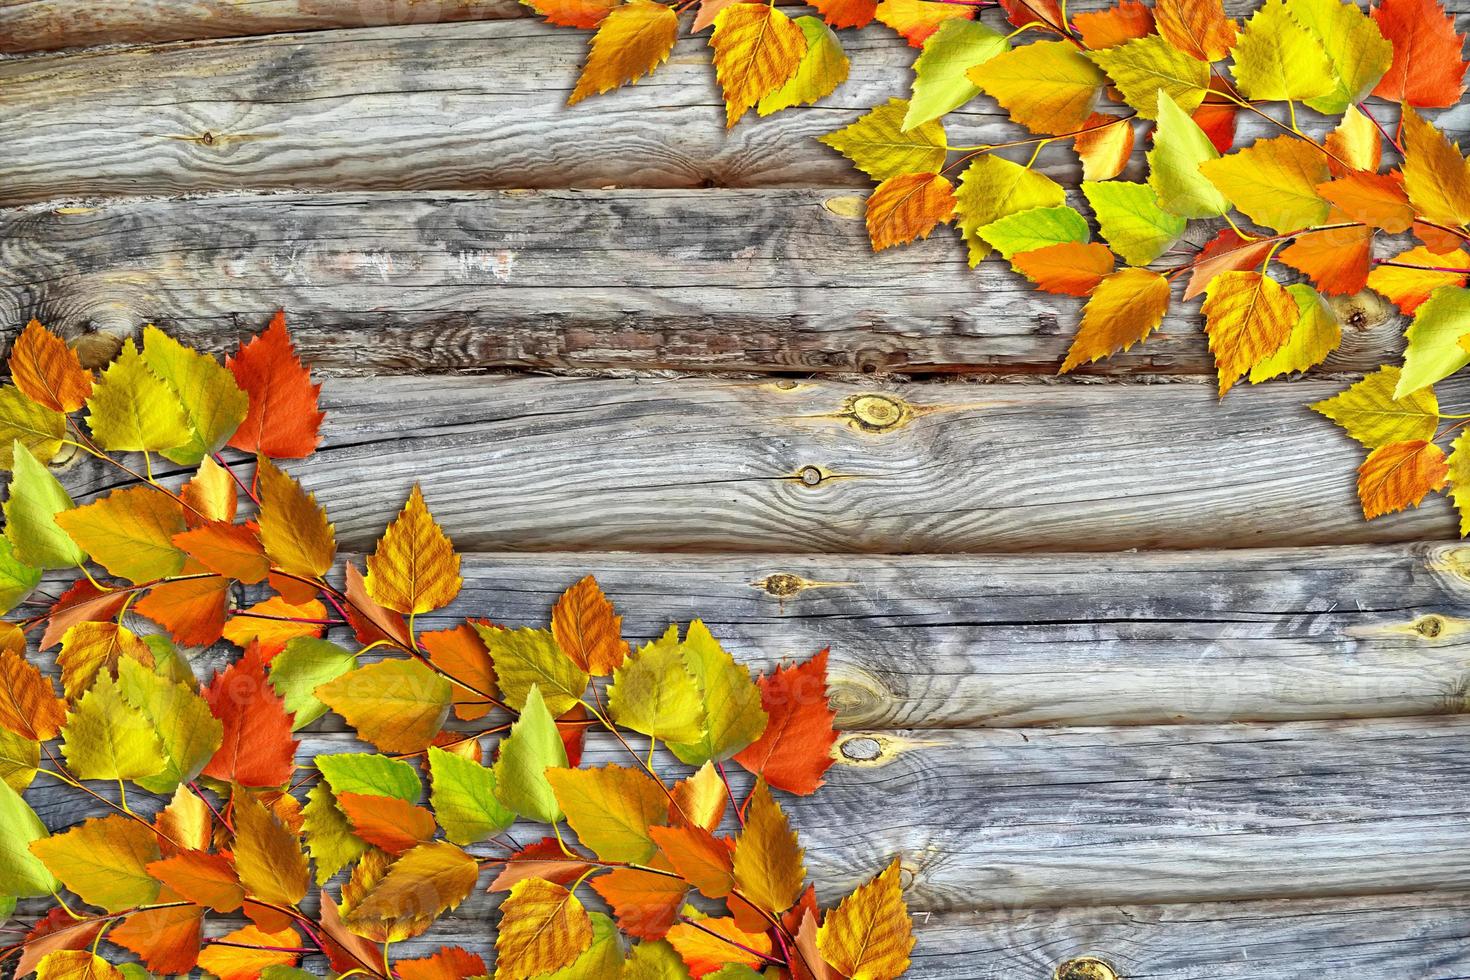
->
[732, 780, 806, 916]
[1201, 271, 1298, 394]
[232, 788, 310, 916]
[256, 456, 336, 580]
[156, 784, 214, 851]
[30, 814, 161, 913]
[968, 40, 1105, 134]
[817, 858, 914, 980]
[9, 321, 92, 414]
[569, 0, 680, 105]
[0, 649, 66, 741]
[84, 339, 191, 454]
[1086, 34, 1211, 117]
[1229, 0, 1335, 102]
[1154, 0, 1237, 60]
[710, 4, 807, 127]
[365, 483, 462, 615]
[182, 455, 239, 526]
[551, 574, 629, 676]
[196, 924, 300, 980]
[1325, 105, 1382, 174]
[315, 659, 452, 753]
[1199, 135, 1331, 232]
[1447, 431, 1470, 534]
[55, 621, 154, 699]
[1367, 245, 1470, 313]
[670, 761, 728, 832]
[1357, 440, 1449, 518]
[1248, 283, 1342, 382]
[757, 15, 851, 115]
[495, 878, 595, 978]
[1060, 268, 1172, 373]
[54, 486, 187, 585]
[865, 173, 957, 251]
[344, 841, 482, 938]
[35, 952, 127, 980]
[819, 98, 947, 182]
[1400, 105, 1470, 229]
[547, 764, 668, 863]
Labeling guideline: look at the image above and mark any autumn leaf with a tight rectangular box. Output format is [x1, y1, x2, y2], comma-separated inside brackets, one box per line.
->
[55, 620, 153, 698]
[953, 155, 1066, 264]
[1083, 180, 1186, 266]
[903, 20, 1009, 130]
[115, 657, 223, 795]
[1184, 228, 1278, 300]
[1371, 0, 1469, 107]
[1398, 285, 1470, 396]
[569, 0, 679, 105]
[1074, 0, 1155, 49]
[1399, 106, 1470, 230]
[1311, 365, 1441, 447]
[1201, 270, 1298, 394]
[339, 792, 438, 853]
[1011, 241, 1116, 296]
[1073, 113, 1135, 182]
[969, 40, 1105, 134]
[9, 321, 91, 414]
[1278, 223, 1374, 296]
[342, 841, 481, 936]
[1317, 171, 1414, 233]
[733, 781, 807, 916]
[810, 0, 877, 29]
[84, 339, 191, 455]
[817, 859, 915, 980]
[1200, 135, 1331, 233]
[202, 645, 298, 787]
[591, 867, 689, 941]
[488, 837, 597, 893]
[1367, 245, 1470, 313]
[710, 4, 806, 127]
[1358, 440, 1450, 517]
[59, 673, 166, 782]
[427, 745, 515, 845]
[758, 16, 851, 115]
[1326, 105, 1382, 173]
[547, 764, 669, 862]
[977, 205, 1090, 259]
[256, 455, 336, 580]
[479, 624, 589, 714]
[1286, 0, 1392, 114]
[551, 575, 629, 677]
[423, 624, 497, 719]
[873, 0, 973, 46]
[1086, 34, 1211, 117]
[1149, 91, 1230, 218]
[135, 570, 232, 648]
[0, 388, 64, 471]
[734, 649, 840, 795]
[196, 924, 300, 980]
[108, 901, 204, 975]
[316, 658, 452, 753]
[496, 878, 595, 978]
[666, 915, 772, 976]
[54, 486, 186, 585]
[866, 173, 956, 251]
[494, 684, 569, 822]
[5, 442, 86, 571]
[0, 649, 66, 741]
[1154, 0, 1237, 60]
[147, 850, 245, 913]
[521, 0, 616, 28]
[820, 99, 947, 182]
[397, 947, 488, 980]
[1060, 268, 1173, 373]
[365, 483, 462, 615]
[140, 324, 249, 466]
[34, 952, 127, 980]
[182, 455, 239, 526]
[1249, 284, 1343, 382]
[1230, 0, 1335, 102]
[30, 814, 161, 912]
[226, 311, 324, 459]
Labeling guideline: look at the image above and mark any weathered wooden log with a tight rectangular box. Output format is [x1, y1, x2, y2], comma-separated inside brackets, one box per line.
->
[0, 190, 1407, 376]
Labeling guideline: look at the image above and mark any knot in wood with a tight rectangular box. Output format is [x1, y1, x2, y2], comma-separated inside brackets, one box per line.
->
[1416, 614, 1444, 638]
[1054, 957, 1119, 980]
[843, 394, 908, 433]
[840, 736, 882, 762]
[759, 573, 805, 598]
[798, 466, 824, 487]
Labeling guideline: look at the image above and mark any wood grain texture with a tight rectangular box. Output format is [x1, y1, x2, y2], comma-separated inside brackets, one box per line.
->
[22, 718, 1470, 910]
[3, 16, 1465, 204]
[0, 190, 1408, 377]
[43, 372, 1461, 553]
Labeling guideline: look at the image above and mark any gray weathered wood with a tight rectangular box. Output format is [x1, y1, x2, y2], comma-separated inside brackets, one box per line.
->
[0, 190, 1408, 376]
[45, 373, 1463, 553]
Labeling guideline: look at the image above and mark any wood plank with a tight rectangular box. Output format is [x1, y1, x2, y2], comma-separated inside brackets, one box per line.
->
[0, 0, 521, 54]
[23, 717, 1470, 910]
[45, 373, 1462, 553]
[4, 18, 1466, 204]
[27, 543, 1470, 729]
[0, 190, 1408, 376]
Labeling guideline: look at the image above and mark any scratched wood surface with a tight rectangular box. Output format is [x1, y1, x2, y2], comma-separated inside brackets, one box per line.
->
[4, 0, 1470, 976]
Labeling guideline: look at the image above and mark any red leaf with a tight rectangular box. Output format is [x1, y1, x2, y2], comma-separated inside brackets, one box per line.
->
[396, 947, 488, 980]
[135, 571, 231, 647]
[733, 649, 839, 796]
[42, 579, 128, 650]
[202, 645, 298, 787]
[226, 311, 324, 459]
[1372, 0, 1469, 107]
[810, 0, 877, 28]
[17, 909, 103, 978]
[1278, 224, 1374, 295]
[1184, 228, 1276, 300]
[487, 838, 596, 892]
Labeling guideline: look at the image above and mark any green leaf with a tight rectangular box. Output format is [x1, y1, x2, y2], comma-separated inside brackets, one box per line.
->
[977, 205, 1090, 260]
[0, 385, 65, 471]
[1287, 0, 1392, 113]
[1087, 34, 1211, 118]
[757, 16, 849, 115]
[4, 442, 86, 570]
[608, 625, 706, 743]
[493, 684, 568, 823]
[1230, 0, 1335, 102]
[303, 782, 364, 885]
[268, 638, 358, 730]
[1397, 286, 1470, 398]
[666, 620, 767, 767]
[1249, 284, 1342, 382]
[818, 98, 947, 181]
[0, 778, 56, 898]
[1148, 91, 1230, 219]
[144, 634, 196, 688]
[623, 940, 691, 979]
[1082, 181, 1187, 267]
[428, 745, 516, 845]
[84, 339, 192, 454]
[0, 729, 38, 793]
[140, 325, 250, 466]
[0, 537, 40, 617]
[60, 673, 166, 782]
[477, 625, 589, 716]
[115, 657, 222, 795]
[903, 19, 1010, 131]
[315, 752, 421, 802]
[954, 156, 1066, 265]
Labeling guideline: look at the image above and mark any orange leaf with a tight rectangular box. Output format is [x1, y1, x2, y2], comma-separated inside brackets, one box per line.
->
[875, 0, 973, 46]
[1184, 228, 1276, 300]
[693, 0, 747, 31]
[525, 0, 616, 27]
[1371, 0, 1469, 107]
[1278, 223, 1374, 296]
[221, 596, 327, 660]
[9, 320, 91, 413]
[590, 866, 688, 940]
[734, 649, 840, 795]
[174, 522, 269, 584]
[344, 561, 412, 649]
[108, 899, 205, 975]
[666, 916, 772, 977]
[568, 0, 680, 105]
[16, 910, 103, 980]
[365, 484, 462, 615]
[1367, 245, 1470, 313]
[135, 571, 231, 647]
[202, 646, 298, 787]
[1011, 241, 1116, 297]
[422, 623, 498, 720]
[1201, 271, 1298, 394]
[488, 837, 597, 893]
[0, 648, 65, 740]
[181, 456, 239, 528]
[1317, 171, 1413, 233]
[1073, 0, 1154, 49]
[1357, 440, 1449, 518]
[1154, 0, 1237, 61]
[396, 947, 487, 980]
[316, 890, 386, 978]
[669, 762, 728, 832]
[1191, 98, 1236, 155]
[1060, 268, 1172, 373]
[195, 924, 300, 980]
[1074, 113, 1135, 182]
[148, 850, 244, 913]
[552, 575, 630, 677]
[649, 824, 735, 898]
[811, 0, 877, 28]
[866, 173, 957, 251]
[338, 792, 438, 854]
[998, 0, 1062, 30]
[225, 311, 323, 459]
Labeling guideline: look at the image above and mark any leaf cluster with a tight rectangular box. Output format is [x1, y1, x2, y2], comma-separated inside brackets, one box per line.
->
[0, 318, 911, 979]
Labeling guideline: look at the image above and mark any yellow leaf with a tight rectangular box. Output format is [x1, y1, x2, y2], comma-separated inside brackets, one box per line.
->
[732, 780, 806, 916]
[55, 621, 154, 699]
[1154, 0, 1237, 61]
[1285, 0, 1393, 114]
[569, 0, 679, 105]
[953, 155, 1065, 265]
[59, 673, 166, 782]
[140, 324, 249, 466]
[1368, 245, 1470, 314]
[817, 858, 914, 980]
[196, 924, 300, 980]
[54, 486, 186, 585]
[182, 455, 239, 526]
[35, 952, 127, 980]
[757, 15, 850, 115]
[495, 878, 594, 978]
[710, 4, 806, 127]
[1400, 106, 1470, 229]
[1201, 271, 1298, 394]
[343, 840, 481, 937]
[1229, 0, 1335, 101]
[1248, 283, 1342, 382]
[1199, 134, 1331, 232]
[84, 339, 191, 454]
[1060, 268, 1172, 373]
[968, 40, 1104, 134]
[1086, 34, 1211, 118]
[232, 788, 310, 913]
[365, 484, 462, 615]
[0, 386, 66, 470]
[1446, 431, 1470, 534]
[670, 762, 728, 832]
[256, 456, 336, 580]
[546, 764, 669, 863]
[1357, 440, 1449, 518]
[9, 321, 92, 414]
[1326, 104, 1382, 173]
[866, 173, 956, 251]
[157, 784, 215, 852]
[819, 97, 947, 181]
[607, 626, 705, 742]
[551, 575, 630, 676]
[30, 814, 161, 913]
[315, 659, 452, 752]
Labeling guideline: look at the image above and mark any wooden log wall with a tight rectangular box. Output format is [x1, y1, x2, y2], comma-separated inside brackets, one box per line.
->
[4, 0, 1470, 976]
